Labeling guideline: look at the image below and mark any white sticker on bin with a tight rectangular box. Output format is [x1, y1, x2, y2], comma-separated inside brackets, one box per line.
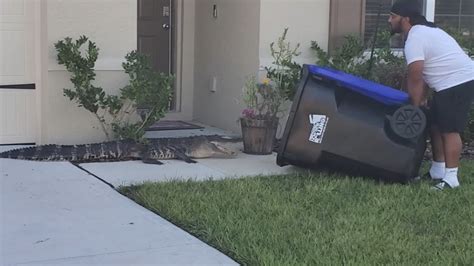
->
[309, 114, 328, 144]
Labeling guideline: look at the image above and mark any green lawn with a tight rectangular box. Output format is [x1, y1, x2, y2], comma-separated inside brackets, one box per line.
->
[119, 161, 474, 265]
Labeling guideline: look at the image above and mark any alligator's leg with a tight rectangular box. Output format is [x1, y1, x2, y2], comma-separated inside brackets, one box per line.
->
[172, 147, 197, 163]
[141, 158, 164, 165]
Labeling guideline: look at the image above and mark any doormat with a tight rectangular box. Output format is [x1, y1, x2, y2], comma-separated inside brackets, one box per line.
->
[147, 120, 204, 131]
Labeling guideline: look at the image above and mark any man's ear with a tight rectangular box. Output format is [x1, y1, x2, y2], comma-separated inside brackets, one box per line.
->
[403, 16, 412, 25]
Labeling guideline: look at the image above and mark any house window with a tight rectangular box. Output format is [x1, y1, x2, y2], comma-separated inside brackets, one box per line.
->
[434, 0, 474, 36]
[364, 0, 473, 48]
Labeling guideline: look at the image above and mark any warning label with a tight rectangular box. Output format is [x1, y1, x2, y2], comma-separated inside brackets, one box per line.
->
[308, 114, 328, 144]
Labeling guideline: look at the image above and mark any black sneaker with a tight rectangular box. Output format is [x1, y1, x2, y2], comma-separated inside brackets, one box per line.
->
[431, 181, 454, 191]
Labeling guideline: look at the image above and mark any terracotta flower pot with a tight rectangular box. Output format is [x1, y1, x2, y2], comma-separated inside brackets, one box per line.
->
[240, 117, 278, 155]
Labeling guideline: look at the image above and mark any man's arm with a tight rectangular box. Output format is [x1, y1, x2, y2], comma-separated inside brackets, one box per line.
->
[407, 60, 425, 106]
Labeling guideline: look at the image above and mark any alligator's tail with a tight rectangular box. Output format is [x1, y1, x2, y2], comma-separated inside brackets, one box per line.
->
[0, 140, 140, 162]
[0, 145, 73, 161]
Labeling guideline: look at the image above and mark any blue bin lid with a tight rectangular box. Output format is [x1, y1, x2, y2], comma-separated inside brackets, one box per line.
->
[308, 65, 409, 106]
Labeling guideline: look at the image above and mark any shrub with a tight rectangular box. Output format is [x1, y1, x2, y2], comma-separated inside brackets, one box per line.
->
[311, 30, 406, 90]
[265, 28, 302, 101]
[55, 36, 173, 142]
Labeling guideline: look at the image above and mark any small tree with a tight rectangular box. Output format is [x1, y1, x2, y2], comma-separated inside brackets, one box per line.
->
[55, 36, 173, 142]
[114, 51, 173, 141]
[265, 28, 302, 100]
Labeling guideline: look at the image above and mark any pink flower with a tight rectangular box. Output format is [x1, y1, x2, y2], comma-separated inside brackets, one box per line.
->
[241, 108, 256, 119]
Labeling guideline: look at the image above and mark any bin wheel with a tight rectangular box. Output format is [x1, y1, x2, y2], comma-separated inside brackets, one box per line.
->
[389, 105, 426, 139]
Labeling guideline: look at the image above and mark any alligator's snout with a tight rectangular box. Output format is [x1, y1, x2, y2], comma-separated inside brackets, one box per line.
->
[211, 141, 240, 158]
[189, 141, 240, 159]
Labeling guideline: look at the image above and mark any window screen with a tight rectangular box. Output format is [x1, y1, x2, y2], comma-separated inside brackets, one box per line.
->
[435, 0, 474, 36]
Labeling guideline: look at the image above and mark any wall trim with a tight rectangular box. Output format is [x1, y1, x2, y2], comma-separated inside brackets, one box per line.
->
[35, 0, 46, 144]
[48, 58, 126, 71]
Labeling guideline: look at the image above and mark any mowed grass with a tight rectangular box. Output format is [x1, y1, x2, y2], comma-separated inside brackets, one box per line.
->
[119, 161, 474, 265]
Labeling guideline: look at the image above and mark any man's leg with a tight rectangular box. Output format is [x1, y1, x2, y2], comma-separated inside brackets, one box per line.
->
[438, 132, 462, 188]
[430, 80, 473, 189]
[428, 125, 445, 179]
[442, 132, 462, 168]
[430, 125, 445, 161]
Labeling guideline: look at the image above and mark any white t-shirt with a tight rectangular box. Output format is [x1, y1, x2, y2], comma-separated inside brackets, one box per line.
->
[404, 25, 474, 92]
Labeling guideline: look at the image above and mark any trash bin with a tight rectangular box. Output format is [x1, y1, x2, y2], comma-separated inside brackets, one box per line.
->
[277, 64, 427, 182]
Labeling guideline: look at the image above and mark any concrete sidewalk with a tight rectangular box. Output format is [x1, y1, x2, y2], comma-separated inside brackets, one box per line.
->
[1, 142, 300, 265]
[80, 150, 299, 188]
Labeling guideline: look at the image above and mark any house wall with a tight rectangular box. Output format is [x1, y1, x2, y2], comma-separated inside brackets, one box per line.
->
[193, 0, 261, 133]
[193, 0, 330, 135]
[259, 0, 331, 68]
[258, 0, 330, 137]
[44, 0, 137, 144]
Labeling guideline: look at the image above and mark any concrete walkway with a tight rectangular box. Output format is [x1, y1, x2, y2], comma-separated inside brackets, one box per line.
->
[81, 151, 299, 188]
[0, 141, 300, 265]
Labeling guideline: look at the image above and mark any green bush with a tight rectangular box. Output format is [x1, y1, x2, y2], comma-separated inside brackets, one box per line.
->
[55, 36, 173, 142]
[265, 28, 302, 101]
[112, 51, 174, 141]
[311, 30, 406, 90]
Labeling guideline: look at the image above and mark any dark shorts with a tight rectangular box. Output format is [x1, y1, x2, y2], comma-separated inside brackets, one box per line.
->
[431, 80, 474, 133]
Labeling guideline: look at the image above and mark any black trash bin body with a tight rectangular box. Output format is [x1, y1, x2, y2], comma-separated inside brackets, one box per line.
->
[277, 65, 427, 182]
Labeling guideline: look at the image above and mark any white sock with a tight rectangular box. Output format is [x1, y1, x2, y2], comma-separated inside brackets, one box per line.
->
[443, 168, 460, 188]
[429, 161, 445, 180]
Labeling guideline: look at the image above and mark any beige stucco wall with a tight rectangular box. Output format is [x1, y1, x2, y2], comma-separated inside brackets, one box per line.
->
[258, 0, 330, 137]
[193, 0, 330, 135]
[259, 0, 330, 68]
[193, 0, 261, 133]
[44, 0, 137, 144]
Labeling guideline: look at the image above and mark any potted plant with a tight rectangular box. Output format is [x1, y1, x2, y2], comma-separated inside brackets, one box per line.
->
[239, 28, 302, 155]
[240, 76, 284, 154]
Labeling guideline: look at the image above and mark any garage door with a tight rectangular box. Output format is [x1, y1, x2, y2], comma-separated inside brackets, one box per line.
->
[0, 0, 37, 144]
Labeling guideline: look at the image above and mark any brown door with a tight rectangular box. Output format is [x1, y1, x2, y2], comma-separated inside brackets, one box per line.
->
[138, 0, 173, 75]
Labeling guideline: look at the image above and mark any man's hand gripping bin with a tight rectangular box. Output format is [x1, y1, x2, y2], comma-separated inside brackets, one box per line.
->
[277, 64, 427, 182]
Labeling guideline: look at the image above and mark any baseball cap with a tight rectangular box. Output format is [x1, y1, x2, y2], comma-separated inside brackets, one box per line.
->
[390, 0, 422, 17]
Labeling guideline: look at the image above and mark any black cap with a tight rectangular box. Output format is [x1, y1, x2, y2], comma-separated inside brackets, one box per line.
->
[390, 0, 422, 17]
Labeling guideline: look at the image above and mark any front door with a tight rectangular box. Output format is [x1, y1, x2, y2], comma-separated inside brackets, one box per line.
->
[0, 0, 37, 144]
[138, 0, 174, 75]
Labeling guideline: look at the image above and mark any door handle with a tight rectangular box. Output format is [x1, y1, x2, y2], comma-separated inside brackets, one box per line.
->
[162, 23, 170, 30]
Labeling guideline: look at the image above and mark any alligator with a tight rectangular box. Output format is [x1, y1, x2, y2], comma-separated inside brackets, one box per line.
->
[0, 135, 241, 164]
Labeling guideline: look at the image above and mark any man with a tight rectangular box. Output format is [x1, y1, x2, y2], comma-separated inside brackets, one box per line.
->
[388, 0, 474, 190]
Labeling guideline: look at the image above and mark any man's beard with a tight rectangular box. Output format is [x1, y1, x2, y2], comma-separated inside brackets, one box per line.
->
[390, 22, 402, 35]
